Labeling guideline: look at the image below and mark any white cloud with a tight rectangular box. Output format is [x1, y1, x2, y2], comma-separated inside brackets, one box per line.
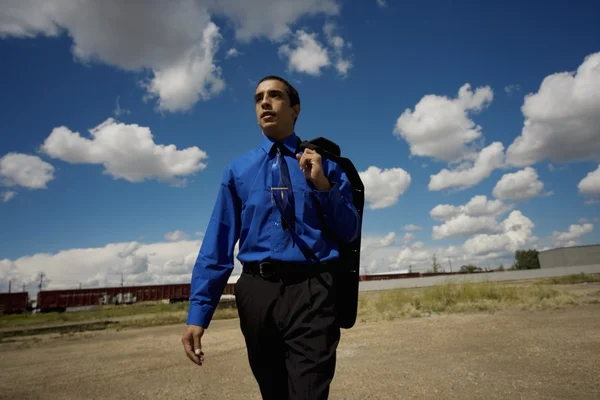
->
[164, 230, 188, 242]
[207, 0, 340, 42]
[428, 142, 505, 191]
[113, 97, 131, 117]
[278, 30, 330, 76]
[504, 84, 520, 95]
[403, 233, 415, 244]
[505, 51, 600, 167]
[361, 232, 397, 254]
[376, 0, 387, 8]
[430, 195, 512, 221]
[394, 83, 493, 163]
[323, 22, 352, 76]
[578, 164, 600, 197]
[1, 238, 244, 296]
[1, 191, 16, 203]
[492, 167, 550, 201]
[40, 118, 208, 186]
[552, 223, 594, 247]
[359, 166, 411, 209]
[0, 153, 55, 189]
[463, 210, 537, 256]
[277, 22, 352, 77]
[226, 48, 241, 58]
[0, 0, 342, 112]
[433, 214, 502, 240]
[430, 195, 514, 240]
[403, 224, 422, 231]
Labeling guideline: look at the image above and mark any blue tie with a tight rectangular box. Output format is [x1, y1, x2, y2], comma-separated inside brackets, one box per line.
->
[272, 144, 295, 230]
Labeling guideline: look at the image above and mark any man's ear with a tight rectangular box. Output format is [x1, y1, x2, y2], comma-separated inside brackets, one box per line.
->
[292, 104, 300, 120]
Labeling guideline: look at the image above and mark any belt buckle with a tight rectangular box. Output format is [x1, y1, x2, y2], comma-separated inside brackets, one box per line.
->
[259, 262, 274, 279]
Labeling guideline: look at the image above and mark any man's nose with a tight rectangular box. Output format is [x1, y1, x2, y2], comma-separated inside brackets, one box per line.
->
[261, 100, 272, 109]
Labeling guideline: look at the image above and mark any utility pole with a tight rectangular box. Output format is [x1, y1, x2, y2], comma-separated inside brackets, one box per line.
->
[22, 284, 25, 292]
[79, 282, 82, 289]
[448, 257, 453, 273]
[38, 272, 45, 291]
[8, 280, 11, 293]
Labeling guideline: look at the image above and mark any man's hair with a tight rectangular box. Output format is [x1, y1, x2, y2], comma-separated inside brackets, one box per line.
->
[257, 75, 300, 107]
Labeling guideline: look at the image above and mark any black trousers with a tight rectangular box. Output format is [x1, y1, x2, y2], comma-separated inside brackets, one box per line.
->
[234, 265, 340, 400]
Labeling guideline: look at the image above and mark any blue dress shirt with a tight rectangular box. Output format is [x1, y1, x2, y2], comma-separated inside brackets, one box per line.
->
[186, 133, 361, 328]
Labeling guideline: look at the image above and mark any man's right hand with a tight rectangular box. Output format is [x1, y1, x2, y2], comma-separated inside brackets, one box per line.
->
[182, 324, 205, 366]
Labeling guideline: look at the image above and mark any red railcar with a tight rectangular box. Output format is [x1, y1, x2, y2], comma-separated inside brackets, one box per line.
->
[359, 272, 421, 281]
[37, 283, 236, 312]
[0, 292, 29, 314]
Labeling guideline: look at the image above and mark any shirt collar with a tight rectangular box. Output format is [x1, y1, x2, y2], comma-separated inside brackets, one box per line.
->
[260, 132, 299, 155]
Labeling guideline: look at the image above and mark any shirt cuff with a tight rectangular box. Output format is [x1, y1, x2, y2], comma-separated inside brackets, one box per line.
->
[186, 302, 215, 328]
[313, 181, 342, 211]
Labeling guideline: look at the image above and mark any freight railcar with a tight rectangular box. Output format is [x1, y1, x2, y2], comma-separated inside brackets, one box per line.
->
[0, 292, 29, 314]
[37, 282, 236, 312]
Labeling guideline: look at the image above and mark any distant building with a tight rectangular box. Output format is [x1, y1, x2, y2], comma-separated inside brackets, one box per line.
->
[538, 244, 600, 268]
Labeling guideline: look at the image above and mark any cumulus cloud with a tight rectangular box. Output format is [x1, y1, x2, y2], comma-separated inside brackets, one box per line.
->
[40, 118, 208, 186]
[552, 223, 594, 247]
[164, 230, 188, 242]
[278, 30, 330, 76]
[492, 167, 551, 201]
[361, 232, 396, 254]
[207, 0, 340, 42]
[433, 215, 502, 240]
[0, 0, 342, 112]
[226, 48, 241, 58]
[578, 164, 600, 197]
[0, 153, 55, 189]
[394, 83, 493, 163]
[505, 51, 600, 167]
[359, 166, 411, 209]
[430, 195, 514, 240]
[430, 195, 512, 221]
[392, 83, 505, 192]
[463, 210, 537, 256]
[277, 22, 352, 77]
[428, 142, 505, 192]
[404, 224, 422, 231]
[1, 238, 243, 296]
[323, 22, 352, 76]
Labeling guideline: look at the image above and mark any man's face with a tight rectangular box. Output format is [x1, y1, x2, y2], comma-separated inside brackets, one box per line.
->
[254, 79, 299, 138]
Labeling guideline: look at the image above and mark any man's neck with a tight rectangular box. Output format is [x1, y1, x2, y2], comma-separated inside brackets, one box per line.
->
[264, 130, 294, 141]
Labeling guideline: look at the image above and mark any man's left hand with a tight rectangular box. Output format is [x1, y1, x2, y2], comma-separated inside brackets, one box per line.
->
[296, 148, 331, 190]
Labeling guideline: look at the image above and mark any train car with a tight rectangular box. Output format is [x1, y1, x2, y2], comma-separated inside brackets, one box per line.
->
[0, 292, 29, 314]
[37, 282, 237, 312]
[360, 272, 420, 281]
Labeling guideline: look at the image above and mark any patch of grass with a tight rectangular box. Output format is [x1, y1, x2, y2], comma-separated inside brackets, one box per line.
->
[0, 301, 194, 329]
[359, 281, 582, 321]
[535, 273, 600, 285]
[0, 299, 237, 331]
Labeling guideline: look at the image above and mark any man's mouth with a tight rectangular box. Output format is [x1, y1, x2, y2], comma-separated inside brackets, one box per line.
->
[261, 111, 276, 118]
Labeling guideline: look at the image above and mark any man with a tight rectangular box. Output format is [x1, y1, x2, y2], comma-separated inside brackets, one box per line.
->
[181, 75, 361, 399]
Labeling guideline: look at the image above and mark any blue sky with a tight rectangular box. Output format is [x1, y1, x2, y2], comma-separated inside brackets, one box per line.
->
[0, 0, 599, 291]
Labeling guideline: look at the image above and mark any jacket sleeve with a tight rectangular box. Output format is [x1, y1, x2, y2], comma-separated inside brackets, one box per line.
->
[186, 166, 241, 329]
[312, 158, 361, 244]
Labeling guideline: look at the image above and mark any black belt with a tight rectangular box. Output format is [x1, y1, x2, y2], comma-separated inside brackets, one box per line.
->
[242, 260, 336, 281]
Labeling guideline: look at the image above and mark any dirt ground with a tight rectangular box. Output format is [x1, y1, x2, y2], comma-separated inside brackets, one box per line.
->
[1, 295, 599, 399]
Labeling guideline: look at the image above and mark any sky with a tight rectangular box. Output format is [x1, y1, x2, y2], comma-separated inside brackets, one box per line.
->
[0, 0, 599, 295]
